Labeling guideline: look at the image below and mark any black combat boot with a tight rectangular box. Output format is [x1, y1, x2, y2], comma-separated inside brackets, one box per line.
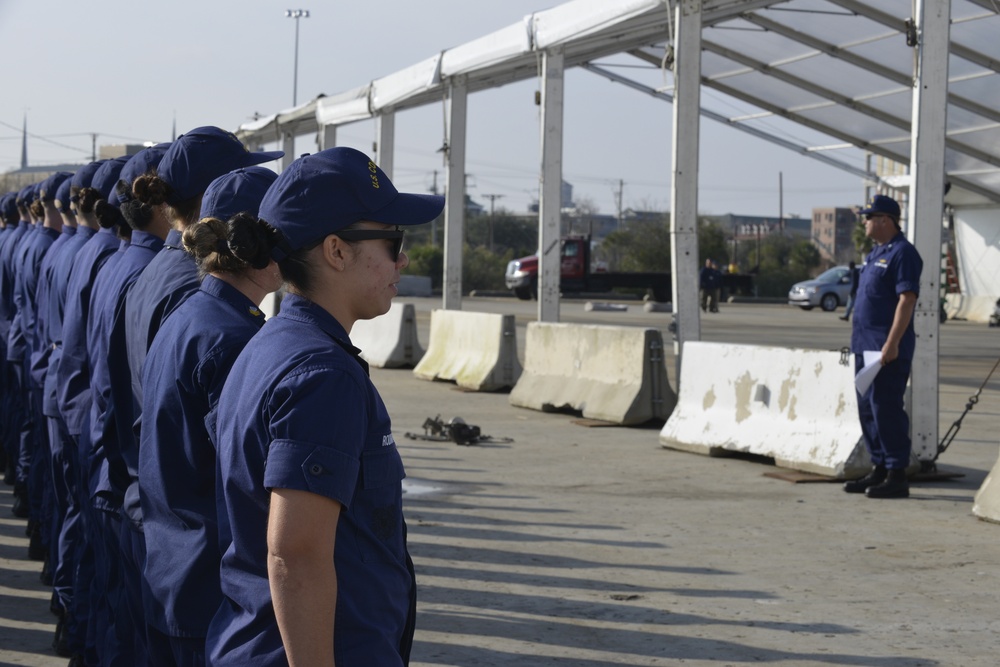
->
[28, 521, 45, 561]
[866, 468, 909, 499]
[843, 465, 886, 494]
[12, 485, 29, 518]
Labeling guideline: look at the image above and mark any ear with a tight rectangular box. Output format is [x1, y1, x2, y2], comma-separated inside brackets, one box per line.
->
[320, 234, 350, 272]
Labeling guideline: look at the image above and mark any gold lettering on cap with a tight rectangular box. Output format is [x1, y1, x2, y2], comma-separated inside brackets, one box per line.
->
[368, 160, 380, 189]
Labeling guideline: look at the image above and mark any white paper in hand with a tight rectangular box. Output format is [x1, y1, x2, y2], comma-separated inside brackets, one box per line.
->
[854, 350, 882, 396]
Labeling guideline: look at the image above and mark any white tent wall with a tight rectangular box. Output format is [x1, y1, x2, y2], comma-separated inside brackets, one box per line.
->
[954, 207, 1000, 296]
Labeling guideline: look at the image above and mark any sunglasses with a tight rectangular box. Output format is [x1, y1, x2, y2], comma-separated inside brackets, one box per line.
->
[334, 227, 405, 263]
[864, 213, 885, 221]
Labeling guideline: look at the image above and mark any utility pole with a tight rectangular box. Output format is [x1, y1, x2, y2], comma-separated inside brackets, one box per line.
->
[483, 194, 504, 251]
[20, 114, 27, 169]
[778, 171, 784, 232]
[91, 133, 97, 161]
[615, 179, 624, 230]
[430, 170, 439, 246]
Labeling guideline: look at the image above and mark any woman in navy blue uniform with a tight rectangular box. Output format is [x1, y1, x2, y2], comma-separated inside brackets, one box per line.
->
[55, 158, 122, 663]
[139, 167, 279, 667]
[207, 147, 443, 666]
[119, 127, 283, 498]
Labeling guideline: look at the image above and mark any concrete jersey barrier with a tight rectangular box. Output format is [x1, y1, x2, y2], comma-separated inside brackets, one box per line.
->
[351, 302, 424, 368]
[973, 451, 1000, 523]
[412, 309, 521, 391]
[660, 341, 871, 478]
[509, 322, 675, 425]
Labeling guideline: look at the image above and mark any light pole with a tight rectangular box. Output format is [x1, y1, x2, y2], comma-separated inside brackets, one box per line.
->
[285, 9, 310, 106]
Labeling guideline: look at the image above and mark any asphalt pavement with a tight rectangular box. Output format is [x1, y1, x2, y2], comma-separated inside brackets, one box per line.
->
[2, 300, 998, 666]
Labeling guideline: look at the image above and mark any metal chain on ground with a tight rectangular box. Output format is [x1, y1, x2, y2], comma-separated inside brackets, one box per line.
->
[935, 356, 1000, 461]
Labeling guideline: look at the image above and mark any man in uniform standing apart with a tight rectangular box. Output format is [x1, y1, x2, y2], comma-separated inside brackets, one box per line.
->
[699, 259, 722, 313]
[844, 194, 923, 499]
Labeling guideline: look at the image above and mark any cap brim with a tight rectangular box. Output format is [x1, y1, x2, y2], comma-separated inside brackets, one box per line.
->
[246, 150, 284, 165]
[367, 192, 445, 227]
[858, 206, 875, 214]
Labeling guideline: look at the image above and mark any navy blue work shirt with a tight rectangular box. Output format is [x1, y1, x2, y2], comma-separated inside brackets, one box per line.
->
[29, 225, 75, 390]
[207, 293, 414, 667]
[0, 220, 30, 342]
[125, 228, 200, 409]
[42, 226, 93, 418]
[83, 241, 132, 511]
[8, 224, 56, 364]
[119, 228, 199, 527]
[851, 231, 923, 361]
[139, 275, 266, 639]
[56, 227, 121, 436]
[89, 230, 165, 515]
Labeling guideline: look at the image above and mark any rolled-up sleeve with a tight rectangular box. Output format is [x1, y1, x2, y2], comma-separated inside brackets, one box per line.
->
[263, 366, 368, 508]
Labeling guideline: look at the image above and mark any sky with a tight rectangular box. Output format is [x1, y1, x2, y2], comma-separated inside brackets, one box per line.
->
[0, 0, 867, 219]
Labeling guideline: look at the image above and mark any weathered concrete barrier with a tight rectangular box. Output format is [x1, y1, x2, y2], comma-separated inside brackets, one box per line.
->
[509, 322, 675, 425]
[944, 294, 997, 323]
[973, 451, 1000, 523]
[413, 310, 521, 391]
[351, 302, 424, 368]
[660, 341, 871, 478]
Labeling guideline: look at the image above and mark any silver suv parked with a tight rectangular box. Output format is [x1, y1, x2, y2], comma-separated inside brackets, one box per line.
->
[788, 265, 852, 312]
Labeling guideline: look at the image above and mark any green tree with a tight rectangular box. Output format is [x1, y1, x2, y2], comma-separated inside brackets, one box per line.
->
[698, 218, 730, 266]
[403, 244, 444, 288]
[595, 217, 671, 272]
[463, 244, 513, 292]
[402, 243, 514, 293]
[752, 235, 822, 297]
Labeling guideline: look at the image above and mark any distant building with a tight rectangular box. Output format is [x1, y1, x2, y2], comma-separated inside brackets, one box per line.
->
[2, 142, 152, 194]
[99, 144, 147, 160]
[811, 207, 859, 265]
[704, 213, 811, 241]
[0, 163, 85, 194]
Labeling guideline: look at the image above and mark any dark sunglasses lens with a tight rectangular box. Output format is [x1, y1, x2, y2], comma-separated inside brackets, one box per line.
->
[391, 236, 404, 262]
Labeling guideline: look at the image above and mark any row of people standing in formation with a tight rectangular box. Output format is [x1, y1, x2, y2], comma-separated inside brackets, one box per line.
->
[0, 126, 444, 667]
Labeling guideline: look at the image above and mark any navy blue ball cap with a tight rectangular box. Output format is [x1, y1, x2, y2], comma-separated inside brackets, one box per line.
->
[91, 155, 132, 204]
[859, 194, 901, 218]
[158, 126, 283, 204]
[16, 185, 34, 207]
[55, 177, 75, 212]
[70, 160, 108, 200]
[118, 143, 173, 204]
[200, 166, 278, 221]
[259, 147, 445, 260]
[0, 193, 17, 220]
[40, 171, 74, 202]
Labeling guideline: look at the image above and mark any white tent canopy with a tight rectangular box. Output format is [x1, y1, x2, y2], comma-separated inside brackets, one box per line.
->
[236, 0, 1000, 205]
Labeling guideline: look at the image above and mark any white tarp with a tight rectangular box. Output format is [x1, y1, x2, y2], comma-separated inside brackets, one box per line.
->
[533, 0, 665, 49]
[371, 53, 444, 112]
[953, 206, 1000, 296]
[440, 19, 533, 77]
[315, 84, 373, 127]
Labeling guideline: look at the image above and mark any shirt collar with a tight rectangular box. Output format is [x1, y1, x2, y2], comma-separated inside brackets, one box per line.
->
[201, 275, 266, 328]
[129, 230, 166, 252]
[278, 292, 369, 376]
[165, 228, 184, 249]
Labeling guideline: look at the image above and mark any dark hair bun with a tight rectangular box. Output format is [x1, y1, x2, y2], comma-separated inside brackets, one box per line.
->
[228, 213, 276, 270]
[131, 174, 170, 206]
